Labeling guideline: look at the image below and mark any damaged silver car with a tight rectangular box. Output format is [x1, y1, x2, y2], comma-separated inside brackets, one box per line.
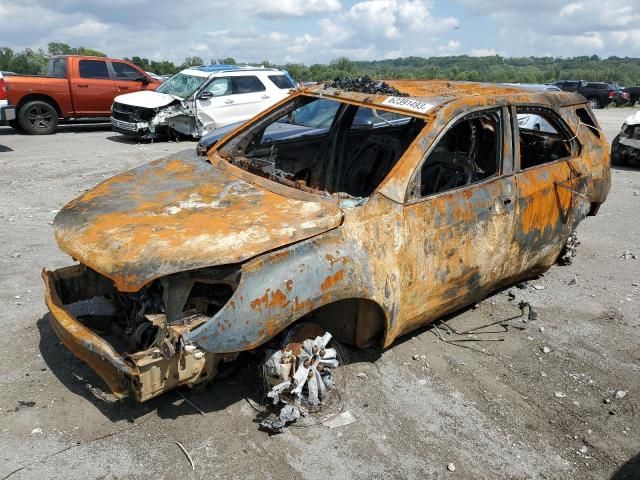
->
[611, 109, 640, 166]
[110, 64, 295, 140]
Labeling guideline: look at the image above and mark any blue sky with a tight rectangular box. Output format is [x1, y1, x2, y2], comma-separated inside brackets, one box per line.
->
[1, 1, 639, 64]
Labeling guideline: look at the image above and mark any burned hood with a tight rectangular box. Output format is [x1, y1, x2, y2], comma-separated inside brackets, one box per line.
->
[53, 150, 343, 292]
[113, 90, 180, 109]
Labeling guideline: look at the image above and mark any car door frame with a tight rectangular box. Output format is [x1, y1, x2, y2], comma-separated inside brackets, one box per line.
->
[71, 58, 117, 116]
[396, 105, 517, 335]
[504, 104, 588, 280]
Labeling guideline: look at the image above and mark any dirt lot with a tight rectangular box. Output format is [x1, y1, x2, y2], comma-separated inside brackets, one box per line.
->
[0, 110, 638, 480]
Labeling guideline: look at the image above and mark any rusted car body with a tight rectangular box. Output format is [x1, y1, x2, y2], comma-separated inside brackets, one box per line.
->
[43, 81, 610, 402]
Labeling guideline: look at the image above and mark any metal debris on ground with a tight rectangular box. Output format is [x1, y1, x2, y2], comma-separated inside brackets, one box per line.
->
[327, 76, 408, 96]
[558, 231, 579, 265]
[322, 410, 357, 429]
[261, 324, 339, 433]
[431, 300, 539, 355]
[260, 404, 304, 434]
[174, 441, 195, 470]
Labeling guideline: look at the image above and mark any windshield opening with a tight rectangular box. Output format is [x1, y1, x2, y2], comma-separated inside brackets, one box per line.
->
[219, 96, 425, 199]
[156, 72, 207, 99]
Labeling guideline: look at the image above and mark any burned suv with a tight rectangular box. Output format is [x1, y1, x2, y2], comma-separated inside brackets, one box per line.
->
[43, 80, 610, 402]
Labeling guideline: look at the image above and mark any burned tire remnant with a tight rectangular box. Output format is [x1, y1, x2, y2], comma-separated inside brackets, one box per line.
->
[261, 323, 339, 433]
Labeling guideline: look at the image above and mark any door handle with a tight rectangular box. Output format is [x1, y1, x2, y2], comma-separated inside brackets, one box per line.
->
[261, 95, 270, 99]
[224, 99, 234, 104]
[77, 84, 89, 88]
[118, 86, 129, 90]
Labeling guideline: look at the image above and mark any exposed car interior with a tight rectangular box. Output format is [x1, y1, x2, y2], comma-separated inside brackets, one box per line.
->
[516, 107, 572, 169]
[419, 110, 501, 197]
[221, 97, 426, 198]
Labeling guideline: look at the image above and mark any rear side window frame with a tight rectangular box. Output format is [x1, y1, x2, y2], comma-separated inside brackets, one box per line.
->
[78, 59, 110, 80]
[511, 105, 581, 172]
[268, 74, 296, 89]
[231, 75, 266, 94]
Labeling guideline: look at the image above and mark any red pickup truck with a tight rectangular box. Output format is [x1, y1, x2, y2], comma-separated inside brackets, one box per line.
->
[6, 55, 161, 134]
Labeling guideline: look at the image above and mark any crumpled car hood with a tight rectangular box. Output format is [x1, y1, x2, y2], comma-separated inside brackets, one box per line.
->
[53, 151, 343, 292]
[624, 109, 640, 126]
[114, 90, 181, 109]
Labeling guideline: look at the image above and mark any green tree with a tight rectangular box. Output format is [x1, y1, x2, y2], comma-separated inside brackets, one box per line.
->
[181, 56, 204, 69]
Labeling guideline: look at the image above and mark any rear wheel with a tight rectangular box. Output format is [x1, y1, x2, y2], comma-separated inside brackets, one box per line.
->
[18, 100, 58, 135]
[587, 97, 602, 109]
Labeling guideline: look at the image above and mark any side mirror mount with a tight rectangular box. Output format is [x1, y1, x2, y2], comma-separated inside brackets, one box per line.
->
[197, 91, 213, 100]
[137, 76, 150, 84]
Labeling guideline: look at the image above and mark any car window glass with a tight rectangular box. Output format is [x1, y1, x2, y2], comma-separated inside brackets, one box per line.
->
[418, 110, 501, 197]
[79, 60, 109, 79]
[516, 107, 573, 169]
[260, 98, 339, 144]
[112, 62, 143, 80]
[48, 58, 67, 77]
[351, 107, 411, 130]
[231, 76, 266, 94]
[268, 75, 296, 89]
[278, 98, 341, 129]
[204, 77, 231, 96]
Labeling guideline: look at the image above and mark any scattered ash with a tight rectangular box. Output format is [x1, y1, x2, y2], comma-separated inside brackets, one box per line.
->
[327, 76, 408, 96]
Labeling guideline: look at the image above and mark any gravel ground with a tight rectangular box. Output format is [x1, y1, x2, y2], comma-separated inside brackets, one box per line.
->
[0, 110, 638, 480]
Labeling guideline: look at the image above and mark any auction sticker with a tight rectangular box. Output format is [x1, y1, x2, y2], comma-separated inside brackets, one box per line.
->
[381, 96, 434, 114]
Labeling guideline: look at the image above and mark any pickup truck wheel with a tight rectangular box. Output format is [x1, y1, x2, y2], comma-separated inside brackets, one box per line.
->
[587, 97, 602, 109]
[18, 100, 58, 135]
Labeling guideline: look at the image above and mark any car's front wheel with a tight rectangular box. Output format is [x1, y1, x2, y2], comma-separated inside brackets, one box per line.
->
[18, 100, 59, 135]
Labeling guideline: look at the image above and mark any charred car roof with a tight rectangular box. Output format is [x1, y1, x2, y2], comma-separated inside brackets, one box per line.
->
[302, 80, 587, 116]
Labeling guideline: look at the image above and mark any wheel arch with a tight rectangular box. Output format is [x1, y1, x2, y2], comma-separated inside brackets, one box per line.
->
[16, 94, 62, 118]
[182, 230, 394, 353]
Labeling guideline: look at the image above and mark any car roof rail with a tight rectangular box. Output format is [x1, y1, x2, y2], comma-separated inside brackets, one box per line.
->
[190, 64, 282, 74]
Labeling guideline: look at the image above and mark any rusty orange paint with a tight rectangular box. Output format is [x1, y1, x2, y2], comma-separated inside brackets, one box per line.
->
[321, 269, 345, 291]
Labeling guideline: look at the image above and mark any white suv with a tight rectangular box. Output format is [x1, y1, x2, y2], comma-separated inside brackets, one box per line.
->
[110, 65, 296, 140]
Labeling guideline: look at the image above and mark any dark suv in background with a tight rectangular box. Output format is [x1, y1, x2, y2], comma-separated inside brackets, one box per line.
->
[555, 80, 630, 108]
[623, 86, 640, 105]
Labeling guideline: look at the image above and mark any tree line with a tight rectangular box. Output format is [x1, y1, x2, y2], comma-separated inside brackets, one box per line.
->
[1, 43, 640, 86]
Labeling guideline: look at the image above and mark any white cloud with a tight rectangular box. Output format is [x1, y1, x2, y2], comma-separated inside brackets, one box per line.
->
[470, 48, 497, 56]
[189, 43, 210, 53]
[559, 2, 583, 16]
[249, 0, 341, 18]
[61, 19, 109, 37]
[1, 0, 638, 66]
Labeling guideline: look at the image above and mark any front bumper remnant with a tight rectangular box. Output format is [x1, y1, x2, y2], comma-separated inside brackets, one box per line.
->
[42, 268, 135, 398]
[42, 266, 228, 402]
